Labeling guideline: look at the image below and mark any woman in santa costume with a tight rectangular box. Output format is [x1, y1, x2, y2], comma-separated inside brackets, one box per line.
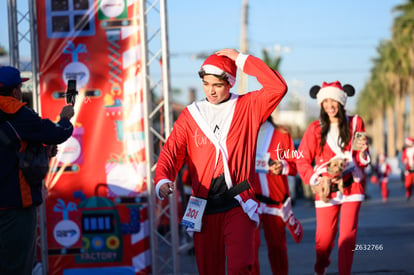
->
[296, 81, 370, 275]
[253, 116, 303, 275]
[402, 137, 414, 201]
[154, 48, 287, 275]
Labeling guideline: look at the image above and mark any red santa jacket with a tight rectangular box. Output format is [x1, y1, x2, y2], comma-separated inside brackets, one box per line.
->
[402, 146, 414, 172]
[374, 161, 392, 182]
[296, 115, 370, 207]
[154, 54, 287, 223]
[254, 121, 297, 203]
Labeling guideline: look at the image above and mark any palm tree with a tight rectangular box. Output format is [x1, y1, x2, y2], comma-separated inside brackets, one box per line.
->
[357, 46, 392, 158]
[356, 83, 381, 158]
[389, 41, 407, 154]
[392, 0, 414, 138]
[261, 48, 282, 71]
[380, 41, 402, 158]
[357, 1, 414, 158]
[358, 40, 399, 157]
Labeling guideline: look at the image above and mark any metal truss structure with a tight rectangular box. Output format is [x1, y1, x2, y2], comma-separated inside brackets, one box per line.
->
[7, 0, 179, 273]
[139, 0, 181, 274]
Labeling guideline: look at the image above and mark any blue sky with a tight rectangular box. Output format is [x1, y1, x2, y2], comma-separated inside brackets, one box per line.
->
[166, 0, 405, 112]
[0, 0, 405, 112]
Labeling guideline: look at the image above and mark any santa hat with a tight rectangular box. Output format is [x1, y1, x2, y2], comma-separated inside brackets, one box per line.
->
[309, 81, 355, 106]
[200, 54, 237, 87]
[405, 137, 414, 147]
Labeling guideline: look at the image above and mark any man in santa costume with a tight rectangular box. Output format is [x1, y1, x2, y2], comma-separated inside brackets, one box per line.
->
[402, 136, 414, 201]
[296, 81, 370, 275]
[252, 116, 303, 275]
[154, 48, 287, 275]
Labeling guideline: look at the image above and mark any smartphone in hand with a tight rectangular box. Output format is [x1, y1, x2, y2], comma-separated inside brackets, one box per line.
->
[66, 79, 78, 105]
[352, 132, 366, 150]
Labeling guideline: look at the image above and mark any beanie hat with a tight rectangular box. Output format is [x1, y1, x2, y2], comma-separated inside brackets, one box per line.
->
[309, 81, 355, 107]
[200, 54, 237, 87]
[0, 66, 30, 88]
[405, 137, 414, 147]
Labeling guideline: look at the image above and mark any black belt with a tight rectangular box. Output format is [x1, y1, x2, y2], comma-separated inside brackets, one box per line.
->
[226, 179, 250, 197]
[255, 194, 288, 206]
[205, 180, 250, 215]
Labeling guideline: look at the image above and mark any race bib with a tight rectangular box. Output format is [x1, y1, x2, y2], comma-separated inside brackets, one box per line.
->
[181, 196, 207, 232]
[256, 152, 270, 173]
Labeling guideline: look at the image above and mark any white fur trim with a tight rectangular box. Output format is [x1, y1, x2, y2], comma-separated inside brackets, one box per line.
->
[314, 193, 365, 208]
[202, 64, 236, 87]
[359, 151, 371, 165]
[281, 159, 289, 175]
[155, 179, 172, 200]
[235, 53, 248, 69]
[258, 197, 293, 222]
[310, 174, 320, 186]
[187, 100, 237, 190]
[234, 195, 260, 226]
[310, 165, 327, 186]
[317, 86, 347, 106]
[258, 203, 284, 218]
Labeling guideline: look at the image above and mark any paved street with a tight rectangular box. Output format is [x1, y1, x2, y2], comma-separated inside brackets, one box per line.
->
[281, 175, 414, 275]
[180, 174, 414, 274]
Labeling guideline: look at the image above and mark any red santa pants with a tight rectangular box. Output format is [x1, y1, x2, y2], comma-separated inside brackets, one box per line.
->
[380, 179, 389, 201]
[404, 172, 414, 199]
[253, 213, 288, 275]
[193, 206, 257, 275]
[314, 201, 361, 275]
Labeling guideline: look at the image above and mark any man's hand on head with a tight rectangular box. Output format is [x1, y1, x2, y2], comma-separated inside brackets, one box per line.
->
[215, 49, 239, 61]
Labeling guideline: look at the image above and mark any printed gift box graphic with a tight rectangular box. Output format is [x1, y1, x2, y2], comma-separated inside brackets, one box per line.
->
[47, 198, 83, 254]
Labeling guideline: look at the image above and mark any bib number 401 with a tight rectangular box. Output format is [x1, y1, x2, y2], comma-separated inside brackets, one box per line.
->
[185, 208, 199, 219]
[181, 196, 207, 232]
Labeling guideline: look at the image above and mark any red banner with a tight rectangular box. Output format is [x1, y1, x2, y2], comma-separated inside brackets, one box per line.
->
[35, 0, 150, 274]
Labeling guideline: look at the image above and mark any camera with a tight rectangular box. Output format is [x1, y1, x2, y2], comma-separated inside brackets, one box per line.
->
[66, 79, 78, 105]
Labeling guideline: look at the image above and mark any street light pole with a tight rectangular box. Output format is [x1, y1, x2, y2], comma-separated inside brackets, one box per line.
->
[238, 0, 248, 94]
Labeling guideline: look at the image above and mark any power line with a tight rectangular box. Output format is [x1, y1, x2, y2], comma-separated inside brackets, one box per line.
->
[170, 68, 371, 78]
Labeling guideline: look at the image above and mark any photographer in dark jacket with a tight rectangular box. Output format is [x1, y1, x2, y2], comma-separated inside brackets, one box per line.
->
[0, 66, 74, 275]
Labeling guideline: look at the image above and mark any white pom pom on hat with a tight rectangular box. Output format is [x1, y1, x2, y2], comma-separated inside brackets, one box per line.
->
[200, 54, 237, 87]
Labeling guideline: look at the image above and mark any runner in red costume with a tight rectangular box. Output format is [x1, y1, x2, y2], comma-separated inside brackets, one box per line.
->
[296, 81, 370, 275]
[372, 153, 392, 202]
[402, 137, 414, 201]
[252, 117, 302, 275]
[154, 48, 287, 275]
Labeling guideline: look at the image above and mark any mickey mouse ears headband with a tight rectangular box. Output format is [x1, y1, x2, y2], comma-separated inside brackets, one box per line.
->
[310, 81, 355, 106]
